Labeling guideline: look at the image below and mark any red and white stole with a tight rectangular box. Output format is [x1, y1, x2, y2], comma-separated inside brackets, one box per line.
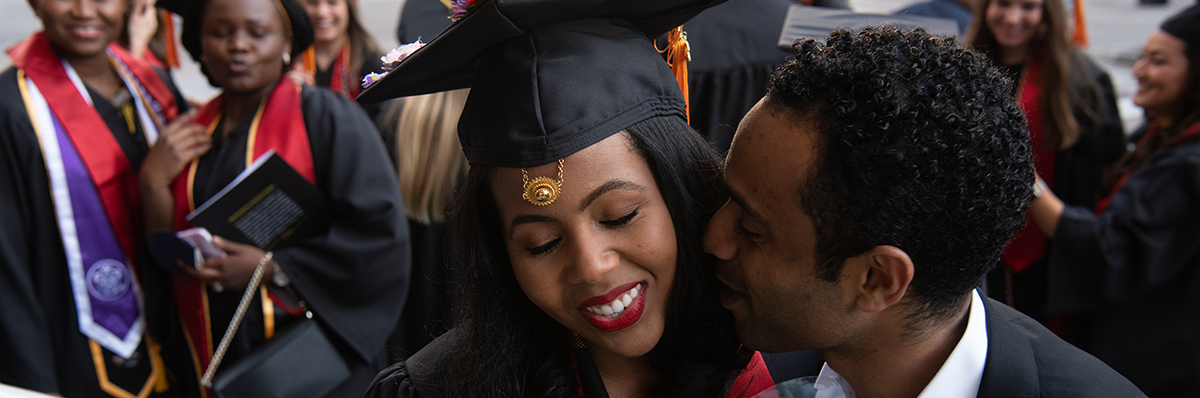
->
[8, 32, 177, 357]
[169, 77, 313, 395]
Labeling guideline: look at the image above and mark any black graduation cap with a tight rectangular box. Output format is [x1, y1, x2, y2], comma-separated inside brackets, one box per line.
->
[1161, 3, 1200, 51]
[358, 0, 725, 168]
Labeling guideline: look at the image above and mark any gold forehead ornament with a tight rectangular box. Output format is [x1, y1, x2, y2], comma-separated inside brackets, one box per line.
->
[521, 159, 565, 206]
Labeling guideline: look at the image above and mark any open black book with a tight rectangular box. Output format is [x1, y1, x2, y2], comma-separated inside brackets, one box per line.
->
[186, 150, 331, 250]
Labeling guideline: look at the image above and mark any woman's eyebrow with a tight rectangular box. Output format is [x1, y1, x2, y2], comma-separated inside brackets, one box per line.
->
[579, 180, 646, 211]
[510, 214, 558, 238]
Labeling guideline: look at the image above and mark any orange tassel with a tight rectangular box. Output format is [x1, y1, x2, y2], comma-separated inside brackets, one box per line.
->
[160, 10, 180, 69]
[302, 47, 316, 73]
[1072, 0, 1089, 47]
[657, 26, 690, 124]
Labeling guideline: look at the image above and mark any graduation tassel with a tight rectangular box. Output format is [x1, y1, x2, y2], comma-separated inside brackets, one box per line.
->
[160, 10, 180, 69]
[657, 26, 690, 124]
[1072, 0, 1089, 47]
[302, 47, 316, 72]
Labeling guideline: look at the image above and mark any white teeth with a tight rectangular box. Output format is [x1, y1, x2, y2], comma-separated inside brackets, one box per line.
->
[585, 284, 642, 318]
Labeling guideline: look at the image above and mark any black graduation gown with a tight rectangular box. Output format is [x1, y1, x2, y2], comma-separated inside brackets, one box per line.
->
[313, 50, 384, 121]
[186, 86, 410, 398]
[1046, 137, 1200, 397]
[683, 0, 794, 154]
[386, 219, 454, 362]
[0, 66, 194, 397]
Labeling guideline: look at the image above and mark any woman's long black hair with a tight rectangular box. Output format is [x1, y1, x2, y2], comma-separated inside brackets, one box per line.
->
[442, 115, 754, 397]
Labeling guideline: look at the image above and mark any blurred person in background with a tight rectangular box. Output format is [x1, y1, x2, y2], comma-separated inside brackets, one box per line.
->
[1028, 4, 1200, 396]
[965, 0, 1126, 337]
[0, 0, 191, 396]
[139, 0, 410, 395]
[290, 0, 384, 120]
[379, 89, 469, 362]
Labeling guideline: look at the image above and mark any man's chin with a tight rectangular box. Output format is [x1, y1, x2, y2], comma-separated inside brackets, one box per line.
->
[734, 320, 807, 353]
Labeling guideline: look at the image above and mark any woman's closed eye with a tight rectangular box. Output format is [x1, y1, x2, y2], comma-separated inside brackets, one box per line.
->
[599, 208, 639, 228]
[527, 237, 562, 256]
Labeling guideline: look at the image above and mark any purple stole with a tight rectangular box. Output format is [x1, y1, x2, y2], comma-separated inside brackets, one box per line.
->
[9, 32, 177, 377]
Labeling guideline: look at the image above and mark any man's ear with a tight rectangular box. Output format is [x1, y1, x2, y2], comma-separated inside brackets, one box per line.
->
[845, 245, 913, 313]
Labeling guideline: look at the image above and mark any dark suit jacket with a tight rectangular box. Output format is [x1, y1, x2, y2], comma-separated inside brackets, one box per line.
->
[978, 298, 1146, 397]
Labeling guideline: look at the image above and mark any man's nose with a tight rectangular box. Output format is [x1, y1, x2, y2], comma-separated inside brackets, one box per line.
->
[703, 199, 739, 261]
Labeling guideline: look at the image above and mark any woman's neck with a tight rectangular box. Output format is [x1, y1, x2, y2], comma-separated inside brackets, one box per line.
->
[999, 43, 1029, 66]
[589, 347, 658, 398]
[314, 35, 347, 70]
[61, 49, 123, 101]
[220, 82, 276, 139]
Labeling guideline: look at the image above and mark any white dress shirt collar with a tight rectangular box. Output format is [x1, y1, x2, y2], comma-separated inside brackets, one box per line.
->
[813, 290, 989, 398]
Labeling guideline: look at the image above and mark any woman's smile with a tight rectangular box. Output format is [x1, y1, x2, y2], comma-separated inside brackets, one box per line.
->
[579, 282, 646, 332]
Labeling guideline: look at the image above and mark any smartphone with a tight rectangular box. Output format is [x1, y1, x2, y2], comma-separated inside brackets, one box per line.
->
[177, 227, 227, 269]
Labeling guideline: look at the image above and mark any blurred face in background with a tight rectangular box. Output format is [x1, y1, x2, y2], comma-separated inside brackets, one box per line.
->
[303, 0, 348, 46]
[31, 0, 129, 62]
[985, 0, 1044, 56]
[200, 0, 292, 94]
[1132, 30, 1191, 123]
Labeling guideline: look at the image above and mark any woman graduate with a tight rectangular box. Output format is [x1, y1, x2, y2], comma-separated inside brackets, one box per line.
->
[289, 0, 383, 119]
[1028, 4, 1200, 396]
[139, 0, 411, 396]
[0, 0, 190, 396]
[965, 0, 1126, 328]
[358, 0, 774, 397]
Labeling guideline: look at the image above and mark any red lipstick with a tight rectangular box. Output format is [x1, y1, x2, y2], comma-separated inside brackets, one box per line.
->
[578, 282, 646, 333]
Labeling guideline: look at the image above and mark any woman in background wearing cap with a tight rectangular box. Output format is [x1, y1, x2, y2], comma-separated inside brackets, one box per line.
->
[359, 1, 774, 397]
[1028, 4, 1200, 396]
[0, 0, 192, 395]
[139, 0, 410, 396]
[289, 0, 384, 120]
[965, 0, 1126, 334]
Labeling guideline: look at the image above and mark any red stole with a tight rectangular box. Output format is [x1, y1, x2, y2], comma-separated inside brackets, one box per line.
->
[1001, 54, 1056, 274]
[170, 78, 313, 394]
[6, 32, 179, 267]
[297, 45, 360, 99]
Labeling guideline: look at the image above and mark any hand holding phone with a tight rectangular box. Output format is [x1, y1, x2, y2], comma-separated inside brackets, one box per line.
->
[177, 227, 227, 269]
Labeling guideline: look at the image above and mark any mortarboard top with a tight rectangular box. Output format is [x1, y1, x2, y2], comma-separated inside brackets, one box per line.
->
[358, 0, 725, 168]
[777, 4, 958, 49]
[1161, 3, 1200, 51]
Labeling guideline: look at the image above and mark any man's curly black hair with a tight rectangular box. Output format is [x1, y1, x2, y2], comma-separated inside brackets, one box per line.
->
[767, 26, 1034, 324]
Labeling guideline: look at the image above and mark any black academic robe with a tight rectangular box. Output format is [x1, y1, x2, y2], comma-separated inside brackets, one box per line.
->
[684, 0, 794, 154]
[184, 85, 410, 398]
[1045, 137, 1200, 397]
[977, 297, 1146, 397]
[386, 219, 454, 362]
[313, 50, 384, 121]
[0, 67, 194, 396]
